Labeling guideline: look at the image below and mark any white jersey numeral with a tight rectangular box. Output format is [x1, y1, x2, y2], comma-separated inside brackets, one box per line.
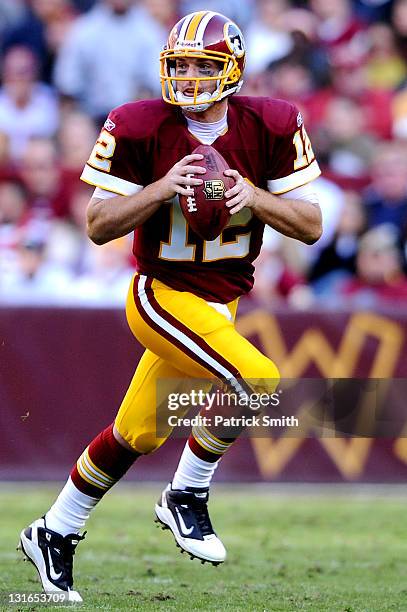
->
[203, 207, 252, 261]
[159, 198, 252, 262]
[87, 129, 116, 172]
[159, 198, 196, 261]
[293, 126, 315, 170]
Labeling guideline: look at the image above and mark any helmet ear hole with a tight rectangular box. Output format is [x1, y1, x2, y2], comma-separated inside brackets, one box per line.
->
[229, 67, 241, 84]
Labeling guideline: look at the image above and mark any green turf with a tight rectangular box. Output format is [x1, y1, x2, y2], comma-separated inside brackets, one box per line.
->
[0, 485, 406, 612]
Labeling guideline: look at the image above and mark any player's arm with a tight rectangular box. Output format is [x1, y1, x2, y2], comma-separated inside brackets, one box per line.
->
[224, 172, 322, 245]
[224, 105, 323, 245]
[86, 154, 205, 245]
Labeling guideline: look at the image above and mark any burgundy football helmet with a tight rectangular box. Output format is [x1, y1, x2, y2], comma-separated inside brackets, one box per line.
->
[160, 11, 246, 112]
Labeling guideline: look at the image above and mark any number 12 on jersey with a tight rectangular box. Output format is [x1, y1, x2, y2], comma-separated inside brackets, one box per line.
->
[159, 198, 252, 262]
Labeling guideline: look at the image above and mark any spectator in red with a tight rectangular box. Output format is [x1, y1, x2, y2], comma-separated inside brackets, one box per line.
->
[18, 137, 73, 219]
[300, 0, 393, 142]
[251, 227, 314, 309]
[265, 40, 393, 145]
[310, 0, 367, 56]
[316, 95, 375, 190]
[262, 56, 323, 127]
[341, 224, 407, 305]
[321, 52, 393, 141]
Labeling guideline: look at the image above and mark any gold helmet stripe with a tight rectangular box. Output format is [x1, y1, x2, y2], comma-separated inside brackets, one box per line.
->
[178, 13, 195, 41]
[185, 11, 209, 41]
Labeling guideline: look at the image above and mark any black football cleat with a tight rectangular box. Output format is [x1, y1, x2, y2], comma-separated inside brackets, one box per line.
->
[18, 517, 84, 602]
[155, 484, 226, 565]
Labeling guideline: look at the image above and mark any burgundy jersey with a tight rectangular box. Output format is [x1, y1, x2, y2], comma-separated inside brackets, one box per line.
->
[81, 97, 320, 303]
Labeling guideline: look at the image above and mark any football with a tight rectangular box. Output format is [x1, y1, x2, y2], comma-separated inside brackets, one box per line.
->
[179, 144, 233, 241]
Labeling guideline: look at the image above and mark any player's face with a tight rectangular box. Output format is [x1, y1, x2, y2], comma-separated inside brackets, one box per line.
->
[174, 57, 221, 97]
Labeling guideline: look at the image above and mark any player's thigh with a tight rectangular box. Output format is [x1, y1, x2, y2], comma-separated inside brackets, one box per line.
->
[114, 349, 210, 453]
[127, 274, 280, 395]
[205, 324, 280, 395]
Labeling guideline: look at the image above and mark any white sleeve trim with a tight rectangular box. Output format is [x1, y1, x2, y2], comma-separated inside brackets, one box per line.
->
[267, 159, 321, 195]
[80, 164, 143, 196]
[279, 182, 319, 204]
[92, 186, 121, 200]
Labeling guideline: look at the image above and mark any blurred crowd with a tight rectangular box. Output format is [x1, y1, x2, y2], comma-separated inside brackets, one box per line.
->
[1, 0, 407, 308]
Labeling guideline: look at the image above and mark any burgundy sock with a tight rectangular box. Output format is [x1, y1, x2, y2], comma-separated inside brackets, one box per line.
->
[188, 401, 243, 462]
[71, 423, 140, 498]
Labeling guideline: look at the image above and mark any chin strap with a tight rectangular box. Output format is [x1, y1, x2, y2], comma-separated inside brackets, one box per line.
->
[175, 90, 214, 112]
[173, 78, 244, 112]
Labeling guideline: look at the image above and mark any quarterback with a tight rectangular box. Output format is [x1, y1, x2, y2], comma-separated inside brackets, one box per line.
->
[19, 11, 322, 601]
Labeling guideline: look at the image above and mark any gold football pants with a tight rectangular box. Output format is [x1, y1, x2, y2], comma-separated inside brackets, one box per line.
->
[114, 274, 280, 453]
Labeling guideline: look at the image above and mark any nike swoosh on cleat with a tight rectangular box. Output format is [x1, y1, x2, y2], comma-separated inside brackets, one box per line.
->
[175, 507, 194, 536]
[47, 548, 63, 581]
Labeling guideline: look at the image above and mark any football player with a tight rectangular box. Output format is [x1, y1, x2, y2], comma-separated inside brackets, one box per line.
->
[19, 11, 322, 601]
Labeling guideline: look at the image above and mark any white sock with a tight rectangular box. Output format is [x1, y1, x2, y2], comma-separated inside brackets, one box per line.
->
[45, 477, 99, 536]
[172, 443, 219, 490]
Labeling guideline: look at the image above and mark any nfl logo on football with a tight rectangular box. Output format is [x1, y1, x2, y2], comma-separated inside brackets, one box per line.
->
[203, 180, 225, 200]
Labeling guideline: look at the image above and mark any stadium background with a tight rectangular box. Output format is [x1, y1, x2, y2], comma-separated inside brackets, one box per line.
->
[1, 0, 407, 484]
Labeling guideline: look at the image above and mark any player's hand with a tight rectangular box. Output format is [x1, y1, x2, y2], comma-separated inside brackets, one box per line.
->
[224, 169, 256, 215]
[155, 154, 206, 201]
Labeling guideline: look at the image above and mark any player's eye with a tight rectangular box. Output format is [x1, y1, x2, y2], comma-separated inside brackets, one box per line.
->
[198, 64, 214, 75]
[176, 62, 188, 73]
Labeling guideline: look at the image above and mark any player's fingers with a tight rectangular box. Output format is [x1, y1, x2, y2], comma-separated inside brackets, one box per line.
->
[179, 154, 204, 165]
[181, 176, 204, 186]
[229, 201, 246, 215]
[224, 168, 242, 181]
[175, 185, 195, 196]
[225, 183, 242, 198]
[225, 193, 244, 208]
[182, 165, 207, 175]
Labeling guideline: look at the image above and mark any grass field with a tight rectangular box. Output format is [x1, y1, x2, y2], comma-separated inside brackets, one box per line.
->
[0, 484, 406, 612]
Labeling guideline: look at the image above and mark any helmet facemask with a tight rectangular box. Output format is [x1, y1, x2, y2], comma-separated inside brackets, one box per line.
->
[160, 48, 243, 112]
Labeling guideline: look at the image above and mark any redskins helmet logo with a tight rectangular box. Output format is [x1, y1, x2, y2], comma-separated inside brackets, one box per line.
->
[224, 22, 245, 58]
